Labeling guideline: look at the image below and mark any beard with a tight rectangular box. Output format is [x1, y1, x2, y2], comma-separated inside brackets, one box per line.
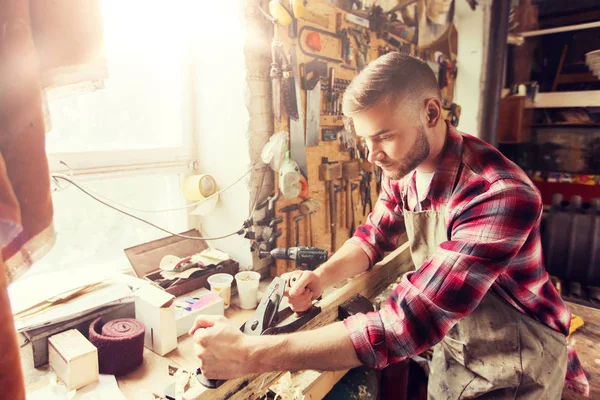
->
[384, 125, 430, 180]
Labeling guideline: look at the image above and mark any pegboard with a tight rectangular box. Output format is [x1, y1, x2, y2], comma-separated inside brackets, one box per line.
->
[267, 1, 455, 276]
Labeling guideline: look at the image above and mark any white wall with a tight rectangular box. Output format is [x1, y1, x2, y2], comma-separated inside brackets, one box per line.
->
[453, 0, 488, 137]
[190, 1, 253, 268]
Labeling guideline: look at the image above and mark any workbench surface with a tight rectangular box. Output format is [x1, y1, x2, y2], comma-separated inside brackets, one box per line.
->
[21, 275, 599, 399]
[20, 279, 347, 400]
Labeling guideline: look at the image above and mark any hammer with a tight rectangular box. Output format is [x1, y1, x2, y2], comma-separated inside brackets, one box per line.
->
[293, 215, 305, 247]
[280, 204, 300, 249]
[319, 159, 342, 252]
[300, 198, 321, 247]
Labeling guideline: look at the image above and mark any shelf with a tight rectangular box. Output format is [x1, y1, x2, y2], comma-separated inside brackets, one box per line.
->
[521, 20, 600, 37]
[529, 123, 600, 128]
[525, 90, 600, 108]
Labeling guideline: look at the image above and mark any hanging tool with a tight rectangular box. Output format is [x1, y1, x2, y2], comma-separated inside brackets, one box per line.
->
[280, 48, 298, 121]
[300, 198, 321, 247]
[266, 230, 282, 251]
[293, 214, 305, 247]
[255, 192, 281, 226]
[333, 184, 344, 231]
[259, 246, 328, 271]
[197, 277, 321, 389]
[306, 31, 322, 52]
[300, 60, 328, 91]
[319, 159, 342, 252]
[306, 80, 321, 147]
[360, 171, 373, 216]
[350, 28, 370, 72]
[350, 183, 358, 235]
[327, 67, 335, 116]
[289, 45, 308, 178]
[270, 42, 283, 122]
[342, 161, 360, 230]
[298, 25, 343, 64]
[280, 203, 300, 252]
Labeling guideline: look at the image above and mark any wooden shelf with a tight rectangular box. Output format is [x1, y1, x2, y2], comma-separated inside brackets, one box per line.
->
[529, 123, 600, 128]
[525, 90, 600, 108]
[556, 72, 599, 85]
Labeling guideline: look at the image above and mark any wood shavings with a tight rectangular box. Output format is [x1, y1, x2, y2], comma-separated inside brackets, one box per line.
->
[269, 372, 305, 400]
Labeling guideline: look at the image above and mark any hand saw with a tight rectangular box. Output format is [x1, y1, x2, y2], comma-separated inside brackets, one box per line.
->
[270, 41, 283, 122]
[196, 277, 321, 389]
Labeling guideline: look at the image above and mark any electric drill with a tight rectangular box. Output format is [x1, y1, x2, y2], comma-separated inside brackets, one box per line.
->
[259, 247, 328, 270]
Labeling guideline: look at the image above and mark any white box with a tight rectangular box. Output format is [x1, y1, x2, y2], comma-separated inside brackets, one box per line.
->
[174, 288, 224, 337]
[48, 329, 99, 391]
[134, 284, 177, 356]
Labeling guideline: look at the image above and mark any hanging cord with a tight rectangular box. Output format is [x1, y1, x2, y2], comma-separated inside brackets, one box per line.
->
[52, 162, 255, 213]
[50, 166, 269, 241]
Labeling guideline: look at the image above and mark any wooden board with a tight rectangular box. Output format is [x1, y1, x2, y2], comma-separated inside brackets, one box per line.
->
[190, 241, 413, 400]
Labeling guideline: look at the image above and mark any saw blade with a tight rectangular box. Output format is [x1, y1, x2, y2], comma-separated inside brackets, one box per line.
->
[306, 80, 321, 147]
[271, 74, 282, 122]
[282, 77, 298, 121]
[289, 45, 308, 178]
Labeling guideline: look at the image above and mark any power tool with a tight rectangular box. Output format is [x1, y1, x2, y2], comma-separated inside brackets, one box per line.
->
[259, 246, 328, 270]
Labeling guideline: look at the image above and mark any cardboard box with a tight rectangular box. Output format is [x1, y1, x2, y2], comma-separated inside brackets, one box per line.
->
[48, 329, 99, 391]
[124, 229, 239, 297]
[134, 284, 178, 356]
[174, 288, 224, 337]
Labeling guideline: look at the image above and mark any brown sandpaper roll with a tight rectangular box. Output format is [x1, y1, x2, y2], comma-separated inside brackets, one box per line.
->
[89, 317, 145, 376]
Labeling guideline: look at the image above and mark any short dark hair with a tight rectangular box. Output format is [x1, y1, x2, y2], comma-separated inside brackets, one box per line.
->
[342, 52, 441, 116]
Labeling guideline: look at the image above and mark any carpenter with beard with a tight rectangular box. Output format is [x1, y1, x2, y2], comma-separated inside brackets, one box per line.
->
[190, 53, 589, 399]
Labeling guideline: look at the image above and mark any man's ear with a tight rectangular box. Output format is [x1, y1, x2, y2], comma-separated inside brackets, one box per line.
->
[424, 98, 442, 127]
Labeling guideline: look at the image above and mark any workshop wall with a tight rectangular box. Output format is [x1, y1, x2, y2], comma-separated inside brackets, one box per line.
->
[190, 1, 253, 268]
[189, 1, 276, 271]
[454, 0, 488, 137]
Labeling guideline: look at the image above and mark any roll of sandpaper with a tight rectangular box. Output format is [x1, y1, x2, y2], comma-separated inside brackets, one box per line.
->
[89, 317, 145, 376]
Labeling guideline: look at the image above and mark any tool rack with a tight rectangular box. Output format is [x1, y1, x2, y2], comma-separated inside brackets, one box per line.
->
[267, 1, 457, 276]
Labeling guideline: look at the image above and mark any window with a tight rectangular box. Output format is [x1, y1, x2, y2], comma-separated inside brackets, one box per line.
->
[21, 1, 207, 278]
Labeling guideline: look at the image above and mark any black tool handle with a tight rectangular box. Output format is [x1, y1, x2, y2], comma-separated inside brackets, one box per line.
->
[196, 369, 223, 389]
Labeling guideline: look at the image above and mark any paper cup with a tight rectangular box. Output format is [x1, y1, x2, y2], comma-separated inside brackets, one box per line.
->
[235, 271, 261, 310]
[207, 273, 233, 309]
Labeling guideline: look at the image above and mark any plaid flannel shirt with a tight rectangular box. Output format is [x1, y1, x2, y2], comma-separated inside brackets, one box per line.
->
[344, 123, 589, 396]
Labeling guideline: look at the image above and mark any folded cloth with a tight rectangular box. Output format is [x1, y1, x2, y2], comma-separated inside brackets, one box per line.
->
[89, 317, 145, 376]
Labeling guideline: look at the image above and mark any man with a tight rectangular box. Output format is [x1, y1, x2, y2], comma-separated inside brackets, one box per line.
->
[190, 53, 589, 398]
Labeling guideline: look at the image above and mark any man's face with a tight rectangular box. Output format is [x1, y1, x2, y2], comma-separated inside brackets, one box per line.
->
[352, 103, 431, 180]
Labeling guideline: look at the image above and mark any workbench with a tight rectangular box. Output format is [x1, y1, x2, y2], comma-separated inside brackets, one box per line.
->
[20, 279, 351, 400]
[21, 245, 599, 399]
[19, 242, 414, 400]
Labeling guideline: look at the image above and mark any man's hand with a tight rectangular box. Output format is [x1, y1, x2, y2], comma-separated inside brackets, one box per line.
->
[189, 315, 257, 380]
[282, 270, 322, 312]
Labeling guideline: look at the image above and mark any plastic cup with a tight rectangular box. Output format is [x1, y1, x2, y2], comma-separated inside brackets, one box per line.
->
[207, 273, 234, 309]
[235, 271, 261, 310]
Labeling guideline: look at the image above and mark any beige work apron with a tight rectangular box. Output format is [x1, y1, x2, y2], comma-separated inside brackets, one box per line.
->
[403, 204, 568, 399]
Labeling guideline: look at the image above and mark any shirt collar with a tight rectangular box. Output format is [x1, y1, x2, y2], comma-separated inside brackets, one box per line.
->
[424, 121, 464, 204]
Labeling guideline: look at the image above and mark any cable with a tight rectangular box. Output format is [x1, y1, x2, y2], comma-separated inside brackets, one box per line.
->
[52, 164, 255, 213]
[52, 174, 243, 241]
[51, 165, 271, 241]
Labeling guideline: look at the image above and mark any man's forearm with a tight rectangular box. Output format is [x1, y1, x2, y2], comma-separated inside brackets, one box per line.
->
[314, 242, 370, 290]
[249, 321, 362, 373]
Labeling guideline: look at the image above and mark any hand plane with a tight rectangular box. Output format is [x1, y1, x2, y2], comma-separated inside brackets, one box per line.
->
[196, 277, 321, 389]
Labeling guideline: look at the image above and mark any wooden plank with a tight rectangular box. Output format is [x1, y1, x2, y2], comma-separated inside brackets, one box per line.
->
[302, 369, 349, 400]
[556, 72, 599, 85]
[525, 91, 600, 108]
[193, 242, 413, 400]
[521, 20, 600, 37]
